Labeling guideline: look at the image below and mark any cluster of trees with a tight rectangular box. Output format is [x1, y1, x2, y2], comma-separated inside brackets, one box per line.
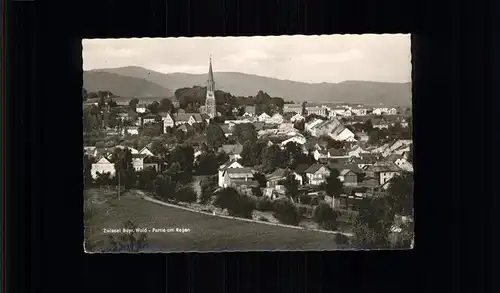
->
[350, 172, 414, 249]
[174, 87, 285, 118]
[239, 140, 314, 172]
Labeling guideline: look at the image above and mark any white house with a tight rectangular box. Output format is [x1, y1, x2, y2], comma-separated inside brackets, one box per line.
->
[132, 156, 144, 171]
[386, 154, 413, 172]
[387, 108, 398, 115]
[290, 113, 305, 123]
[306, 106, 327, 116]
[304, 164, 331, 185]
[124, 126, 139, 136]
[366, 162, 402, 185]
[160, 113, 175, 132]
[91, 157, 116, 179]
[218, 161, 244, 187]
[258, 112, 271, 122]
[268, 113, 284, 124]
[139, 147, 154, 157]
[136, 104, 148, 113]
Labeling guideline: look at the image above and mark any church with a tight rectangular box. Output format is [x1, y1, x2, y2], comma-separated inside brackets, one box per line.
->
[200, 57, 218, 118]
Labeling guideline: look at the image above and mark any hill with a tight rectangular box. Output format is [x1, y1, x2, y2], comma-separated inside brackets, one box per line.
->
[88, 66, 412, 107]
[83, 71, 174, 98]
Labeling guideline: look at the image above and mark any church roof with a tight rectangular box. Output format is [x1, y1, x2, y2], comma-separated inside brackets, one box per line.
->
[207, 57, 215, 91]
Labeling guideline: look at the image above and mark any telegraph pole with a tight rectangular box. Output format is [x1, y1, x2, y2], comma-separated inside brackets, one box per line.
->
[118, 170, 121, 200]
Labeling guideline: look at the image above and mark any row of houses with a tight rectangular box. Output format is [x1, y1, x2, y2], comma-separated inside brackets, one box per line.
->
[282, 104, 400, 117]
[216, 157, 407, 201]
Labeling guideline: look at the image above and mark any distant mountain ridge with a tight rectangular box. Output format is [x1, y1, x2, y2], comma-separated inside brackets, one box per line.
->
[85, 66, 412, 107]
[83, 71, 173, 98]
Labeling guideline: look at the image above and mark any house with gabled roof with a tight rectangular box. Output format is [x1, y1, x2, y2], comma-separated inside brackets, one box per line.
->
[327, 148, 350, 160]
[385, 153, 413, 172]
[338, 169, 358, 186]
[304, 164, 331, 185]
[218, 160, 244, 187]
[266, 168, 303, 188]
[139, 146, 155, 157]
[257, 112, 271, 122]
[221, 167, 255, 188]
[91, 157, 116, 179]
[366, 161, 402, 185]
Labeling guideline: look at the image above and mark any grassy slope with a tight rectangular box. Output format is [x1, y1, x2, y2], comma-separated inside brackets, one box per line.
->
[85, 189, 339, 252]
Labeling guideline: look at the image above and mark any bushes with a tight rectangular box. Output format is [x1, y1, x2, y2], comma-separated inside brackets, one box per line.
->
[258, 216, 269, 222]
[255, 197, 274, 211]
[299, 194, 311, 204]
[273, 198, 301, 226]
[214, 187, 256, 219]
[200, 176, 217, 204]
[175, 186, 197, 203]
[313, 203, 340, 231]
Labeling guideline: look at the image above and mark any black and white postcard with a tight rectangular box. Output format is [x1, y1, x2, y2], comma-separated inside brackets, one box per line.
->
[83, 34, 414, 253]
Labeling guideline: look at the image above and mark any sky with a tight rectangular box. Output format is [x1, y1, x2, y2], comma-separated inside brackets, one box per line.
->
[83, 34, 411, 84]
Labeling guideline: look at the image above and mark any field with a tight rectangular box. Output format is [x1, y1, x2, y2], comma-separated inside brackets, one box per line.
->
[84, 188, 341, 252]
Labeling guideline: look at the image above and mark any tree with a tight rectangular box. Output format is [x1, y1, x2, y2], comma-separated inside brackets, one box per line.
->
[82, 88, 88, 102]
[98, 94, 106, 108]
[240, 140, 266, 167]
[154, 174, 175, 201]
[107, 221, 148, 252]
[273, 198, 300, 226]
[294, 120, 305, 131]
[261, 144, 284, 173]
[195, 151, 219, 175]
[351, 198, 395, 248]
[368, 130, 381, 145]
[83, 153, 94, 187]
[147, 101, 160, 114]
[386, 172, 414, 217]
[214, 187, 255, 219]
[168, 145, 195, 178]
[364, 119, 374, 132]
[206, 124, 226, 149]
[283, 142, 307, 169]
[129, 98, 139, 112]
[159, 98, 174, 113]
[322, 169, 343, 206]
[137, 167, 157, 191]
[111, 148, 135, 190]
[313, 203, 339, 231]
[279, 173, 300, 202]
[252, 172, 267, 188]
[232, 123, 257, 144]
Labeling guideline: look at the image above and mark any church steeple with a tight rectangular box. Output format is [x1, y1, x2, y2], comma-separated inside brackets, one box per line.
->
[207, 55, 215, 92]
[203, 55, 217, 118]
